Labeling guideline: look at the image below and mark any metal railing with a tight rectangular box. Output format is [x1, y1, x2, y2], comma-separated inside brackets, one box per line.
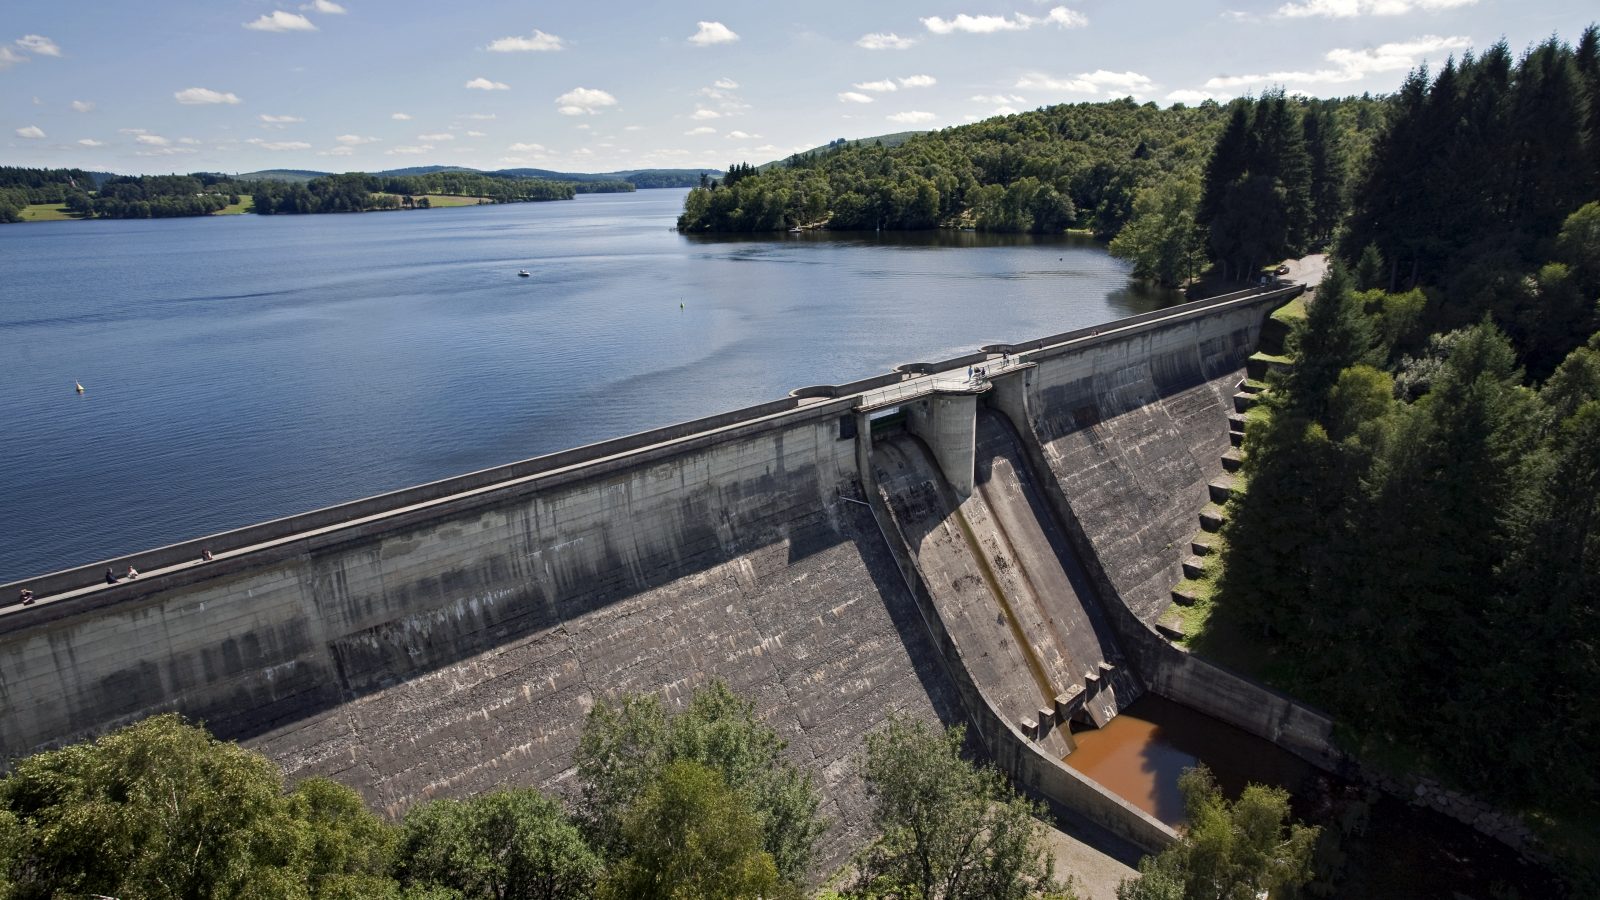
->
[855, 356, 1031, 409]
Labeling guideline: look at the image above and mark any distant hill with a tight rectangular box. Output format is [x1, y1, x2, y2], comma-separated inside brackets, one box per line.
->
[236, 169, 329, 183]
[237, 166, 722, 189]
[758, 132, 927, 171]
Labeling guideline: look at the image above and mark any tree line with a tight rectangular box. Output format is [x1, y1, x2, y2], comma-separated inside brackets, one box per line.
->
[0, 167, 627, 222]
[250, 173, 576, 215]
[0, 681, 1319, 899]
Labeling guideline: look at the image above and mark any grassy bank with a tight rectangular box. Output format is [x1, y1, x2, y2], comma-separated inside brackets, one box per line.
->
[19, 203, 81, 222]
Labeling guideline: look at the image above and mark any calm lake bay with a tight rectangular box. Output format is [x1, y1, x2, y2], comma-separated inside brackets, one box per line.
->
[0, 189, 1177, 583]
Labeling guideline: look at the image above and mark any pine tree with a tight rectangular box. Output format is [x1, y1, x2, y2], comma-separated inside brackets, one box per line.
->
[1304, 106, 1346, 246]
[1280, 263, 1373, 419]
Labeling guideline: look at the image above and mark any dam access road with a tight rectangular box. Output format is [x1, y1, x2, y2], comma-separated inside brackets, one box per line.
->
[1, 282, 1349, 874]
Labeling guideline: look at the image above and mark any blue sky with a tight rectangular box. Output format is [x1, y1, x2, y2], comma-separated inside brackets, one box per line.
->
[2, 0, 1594, 175]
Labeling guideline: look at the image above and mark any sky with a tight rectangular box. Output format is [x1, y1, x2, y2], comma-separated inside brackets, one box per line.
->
[1, 0, 1594, 175]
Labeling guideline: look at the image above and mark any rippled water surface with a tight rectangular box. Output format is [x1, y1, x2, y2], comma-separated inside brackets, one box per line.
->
[0, 190, 1178, 582]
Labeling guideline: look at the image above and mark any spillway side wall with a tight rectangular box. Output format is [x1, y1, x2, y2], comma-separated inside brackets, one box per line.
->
[862, 465, 1177, 855]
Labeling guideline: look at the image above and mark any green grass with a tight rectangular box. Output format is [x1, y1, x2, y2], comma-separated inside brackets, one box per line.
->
[1249, 350, 1292, 366]
[214, 199, 254, 215]
[1270, 295, 1308, 323]
[419, 194, 487, 208]
[374, 193, 488, 209]
[18, 203, 81, 222]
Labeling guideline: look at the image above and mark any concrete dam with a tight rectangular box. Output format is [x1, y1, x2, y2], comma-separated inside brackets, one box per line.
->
[0, 284, 1341, 868]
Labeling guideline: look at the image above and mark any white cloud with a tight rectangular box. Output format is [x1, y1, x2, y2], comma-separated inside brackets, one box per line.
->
[888, 110, 936, 123]
[714, 77, 739, 89]
[689, 108, 722, 120]
[855, 79, 898, 92]
[16, 34, 61, 56]
[135, 134, 170, 146]
[259, 113, 303, 123]
[336, 134, 377, 145]
[302, 0, 347, 13]
[624, 125, 644, 131]
[555, 86, 617, 115]
[838, 91, 875, 104]
[685, 126, 717, 135]
[466, 130, 486, 137]
[247, 138, 312, 150]
[118, 128, 148, 135]
[922, 7, 1085, 34]
[175, 87, 242, 105]
[857, 32, 916, 50]
[0, 47, 25, 70]
[898, 74, 937, 88]
[321, 145, 355, 156]
[972, 93, 1027, 103]
[1015, 69, 1154, 96]
[137, 146, 198, 157]
[77, 138, 104, 146]
[387, 144, 434, 155]
[391, 112, 412, 120]
[418, 132, 455, 141]
[1205, 34, 1470, 89]
[1276, 0, 1475, 18]
[178, 137, 201, 145]
[508, 142, 546, 151]
[1166, 89, 1229, 104]
[71, 100, 95, 113]
[245, 11, 318, 32]
[15, 125, 45, 139]
[460, 113, 496, 120]
[726, 130, 759, 139]
[989, 106, 1020, 116]
[466, 77, 510, 91]
[688, 21, 739, 45]
[487, 29, 564, 52]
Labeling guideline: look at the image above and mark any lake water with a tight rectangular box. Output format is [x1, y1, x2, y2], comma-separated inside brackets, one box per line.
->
[0, 189, 1177, 583]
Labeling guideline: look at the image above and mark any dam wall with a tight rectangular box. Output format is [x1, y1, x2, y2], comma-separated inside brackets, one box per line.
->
[0, 394, 965, 866]
[0, 284, 1324, 871]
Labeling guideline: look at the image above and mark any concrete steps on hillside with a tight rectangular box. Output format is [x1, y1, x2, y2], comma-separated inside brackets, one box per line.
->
[1221, 448, 1244, 473]
[1155, 609, 1188, 640]
[1207, 475, 1239, 504]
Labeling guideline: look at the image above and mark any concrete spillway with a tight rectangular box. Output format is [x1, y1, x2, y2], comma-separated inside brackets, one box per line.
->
[1, 284, 1348, 869]
[872, 410, 1137, 758]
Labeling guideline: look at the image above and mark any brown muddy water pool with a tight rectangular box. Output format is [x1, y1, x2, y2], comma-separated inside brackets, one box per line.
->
[1062, 694, 1565, 898]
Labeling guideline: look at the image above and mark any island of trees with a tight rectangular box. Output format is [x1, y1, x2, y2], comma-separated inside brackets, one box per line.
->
[0, 168, 635, 222]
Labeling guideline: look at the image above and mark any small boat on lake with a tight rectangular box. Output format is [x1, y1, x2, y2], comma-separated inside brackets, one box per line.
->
[517, 270, 531, 277]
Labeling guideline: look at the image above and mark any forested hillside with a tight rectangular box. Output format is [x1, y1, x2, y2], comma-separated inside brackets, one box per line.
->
[676, 97, 1381, 258]
[1201, 28, 1600, 886]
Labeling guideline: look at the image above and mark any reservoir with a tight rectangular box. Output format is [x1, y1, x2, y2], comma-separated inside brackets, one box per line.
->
[0, 189, 1177, 583]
